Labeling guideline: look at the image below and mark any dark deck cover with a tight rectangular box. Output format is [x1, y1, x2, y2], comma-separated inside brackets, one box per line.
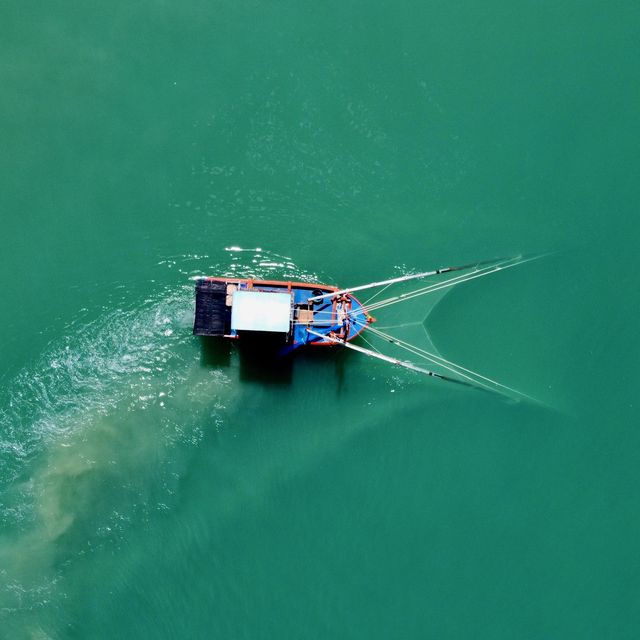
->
[193, 280, 228, 336]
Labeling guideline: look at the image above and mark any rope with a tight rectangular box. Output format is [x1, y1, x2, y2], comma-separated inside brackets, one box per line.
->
[373, 321, 424, 331]
[348, 266, 495, 315]
[360, 254, 544, 315]
[365, 324, 538, 402]
[359, 331, 382, 354]
[356, 257, 523, 314]
[365, 325, 495, 391]
[361, 281, 394, 307]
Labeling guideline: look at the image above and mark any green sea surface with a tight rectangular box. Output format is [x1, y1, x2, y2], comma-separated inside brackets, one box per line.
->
[1, 1, 639, 638]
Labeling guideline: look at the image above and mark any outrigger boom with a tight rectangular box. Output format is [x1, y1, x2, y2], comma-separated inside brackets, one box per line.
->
[307, 267, 457, 302]
[306, 329, 471, 387]
[306, 257, 516, 302]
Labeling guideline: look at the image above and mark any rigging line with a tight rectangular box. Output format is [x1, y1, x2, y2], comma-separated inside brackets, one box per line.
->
[354, 256, 523, 313]
[362, 281, 394, 307]
[306, 329, 476, 388]
[365, 325, 539, 403]
[345, 256, 522, 301]
[363, 325, 496, 393]
[307, 255, 518, 302]
[373, 251, 550, 312]
[367, 324, 513, 392]
[361, 254, 542, 314]
[366, 325, 498, 391]
[360, 255, 524, 312]
[350, 260, 515, 315]
[373, 321, 425, 331]
[359, 331, 382, 354]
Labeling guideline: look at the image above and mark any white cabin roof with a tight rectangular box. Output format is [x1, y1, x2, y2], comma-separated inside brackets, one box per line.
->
[230, 290, 292, 333]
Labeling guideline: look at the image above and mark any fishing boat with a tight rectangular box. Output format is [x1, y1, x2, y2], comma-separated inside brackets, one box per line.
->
[193, 254, 543, 400]
[193, 276, 371, 347]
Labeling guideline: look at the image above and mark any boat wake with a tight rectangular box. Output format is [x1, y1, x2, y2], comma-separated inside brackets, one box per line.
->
[0, 284, 233, 621]
[0, 249, 329, 626]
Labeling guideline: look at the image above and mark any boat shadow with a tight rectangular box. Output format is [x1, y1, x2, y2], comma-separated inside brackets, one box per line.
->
[199, 336, 232, 369]
[198, 335, 348, 390]
[198, 334, 294, 385]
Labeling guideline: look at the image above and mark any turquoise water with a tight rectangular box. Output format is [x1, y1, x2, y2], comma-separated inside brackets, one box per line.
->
[1, 1, 639, 637]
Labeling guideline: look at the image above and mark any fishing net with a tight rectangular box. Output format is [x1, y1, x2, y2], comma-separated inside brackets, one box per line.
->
[360, 277, 450, 366]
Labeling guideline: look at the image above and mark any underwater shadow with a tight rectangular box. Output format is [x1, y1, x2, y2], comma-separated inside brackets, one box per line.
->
[236, 333, 295, 385]
[198, 334, 295, 385]
[295, 344, 349, 395]
[199, 336, 232, 368]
